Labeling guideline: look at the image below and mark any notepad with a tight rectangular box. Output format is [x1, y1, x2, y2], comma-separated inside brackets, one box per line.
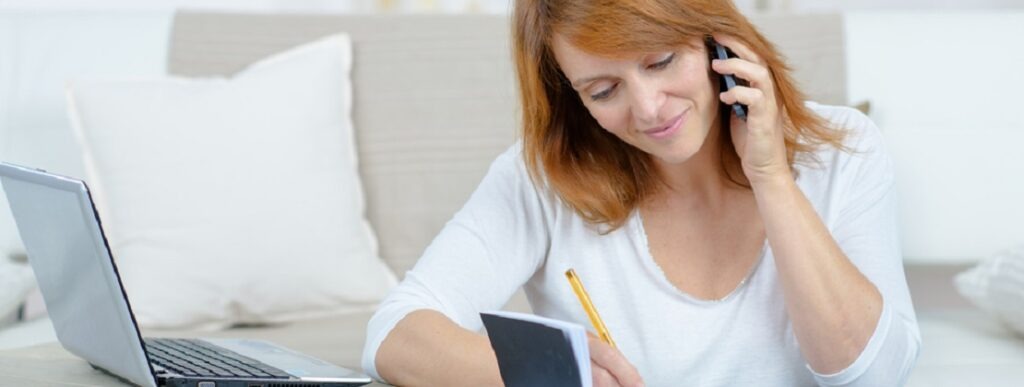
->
[480, 311, 591, 387]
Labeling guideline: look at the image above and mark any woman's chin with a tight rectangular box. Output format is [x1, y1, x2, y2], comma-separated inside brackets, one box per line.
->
[645, 145, 694, 166]
[654, 151, 696, 165]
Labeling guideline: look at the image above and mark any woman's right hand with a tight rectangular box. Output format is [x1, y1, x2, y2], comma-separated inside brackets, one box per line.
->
[588, 332, 645, 387]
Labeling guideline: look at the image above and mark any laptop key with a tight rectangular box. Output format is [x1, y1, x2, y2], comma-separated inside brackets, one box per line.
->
[225, 367, 252, 377]
[265, 368, 292, 378]
[210, 368, 234, 377]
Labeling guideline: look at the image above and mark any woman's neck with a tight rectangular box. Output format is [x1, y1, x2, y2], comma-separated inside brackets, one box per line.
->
[649, 119, 746, 211]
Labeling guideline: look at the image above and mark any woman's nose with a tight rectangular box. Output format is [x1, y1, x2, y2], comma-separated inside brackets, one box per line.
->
[629, 80, 664, 127]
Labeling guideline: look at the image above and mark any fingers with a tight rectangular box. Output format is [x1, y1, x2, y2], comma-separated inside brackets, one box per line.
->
[592, 360, 624, 387]
[588, 334, 645, 387]
[709, 33, 774, 97]
[711, 58, 772, 89]
[711, 33, 763, 65]
[713, 55, 776, 114]
[708, 34, 776, 113]
[719, 85, 764, 109]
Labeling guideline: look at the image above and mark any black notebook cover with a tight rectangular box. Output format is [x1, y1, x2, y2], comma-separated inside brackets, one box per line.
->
[481, 312, 585, 387]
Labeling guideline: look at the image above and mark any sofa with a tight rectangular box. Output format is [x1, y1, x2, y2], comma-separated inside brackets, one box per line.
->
[1, 10, 1023, 386]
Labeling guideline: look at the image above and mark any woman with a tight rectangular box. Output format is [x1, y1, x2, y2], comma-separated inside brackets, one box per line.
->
[363, 0, 920, 386]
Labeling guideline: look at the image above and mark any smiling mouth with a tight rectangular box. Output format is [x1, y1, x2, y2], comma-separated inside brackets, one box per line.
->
[643, 109, 688, 138]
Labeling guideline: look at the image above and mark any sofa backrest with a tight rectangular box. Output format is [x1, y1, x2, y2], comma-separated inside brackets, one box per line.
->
[168, 12, 847, 277]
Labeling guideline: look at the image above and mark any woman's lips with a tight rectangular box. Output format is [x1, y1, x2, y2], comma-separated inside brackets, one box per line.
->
[644, 110, 687, 140]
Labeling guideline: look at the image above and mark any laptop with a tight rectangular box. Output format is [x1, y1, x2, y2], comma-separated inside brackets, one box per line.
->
[0, 162, 373, 387]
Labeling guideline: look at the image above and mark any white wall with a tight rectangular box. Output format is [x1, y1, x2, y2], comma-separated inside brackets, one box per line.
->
[0, 0, 376, 12]
[786, 0, 1024, 11]
[846, 12, 1024, 263]
[0, 0, 506, 13]
[0, 10, 172, 255]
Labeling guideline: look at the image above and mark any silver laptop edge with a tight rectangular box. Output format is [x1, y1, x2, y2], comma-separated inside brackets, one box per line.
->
[0, 162, 158, 387]
[0, 162, 371, 386]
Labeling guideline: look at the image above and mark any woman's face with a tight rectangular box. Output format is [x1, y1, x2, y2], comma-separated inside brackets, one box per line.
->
[551, 35, 720, 165]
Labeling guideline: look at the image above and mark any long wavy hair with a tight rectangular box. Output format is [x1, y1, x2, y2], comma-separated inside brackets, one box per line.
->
[512, 0, 847, 231]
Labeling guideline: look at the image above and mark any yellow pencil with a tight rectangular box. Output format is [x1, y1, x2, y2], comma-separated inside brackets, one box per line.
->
[565, 268, 617, 349]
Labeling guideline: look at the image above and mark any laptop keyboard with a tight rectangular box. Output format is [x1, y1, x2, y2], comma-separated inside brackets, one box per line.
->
[145, 338, 291, 379]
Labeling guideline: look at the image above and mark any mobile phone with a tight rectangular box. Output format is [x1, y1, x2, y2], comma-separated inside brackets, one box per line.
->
[706, 37, 748, 122]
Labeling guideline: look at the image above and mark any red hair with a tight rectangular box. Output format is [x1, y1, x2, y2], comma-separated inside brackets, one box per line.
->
[513, 0, 847, 230]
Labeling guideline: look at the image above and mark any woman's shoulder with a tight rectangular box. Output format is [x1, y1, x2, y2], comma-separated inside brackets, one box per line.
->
[487, 141, 532, 183]
[480, 140, 559, 203]
[804, 101, 885, 154]
[494, 140, 525, 166]
[796, 101, 894, 189]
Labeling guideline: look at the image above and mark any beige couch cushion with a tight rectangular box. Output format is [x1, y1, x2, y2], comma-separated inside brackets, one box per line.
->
[170, 14, 517, 277]
[168, 12, 847, 278]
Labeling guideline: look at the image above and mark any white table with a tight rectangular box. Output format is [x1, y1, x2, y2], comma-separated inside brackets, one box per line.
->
[1, 309, 1022, 386]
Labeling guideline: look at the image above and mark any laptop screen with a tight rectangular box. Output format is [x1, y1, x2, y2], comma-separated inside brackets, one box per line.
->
[0, 163, 157, 387]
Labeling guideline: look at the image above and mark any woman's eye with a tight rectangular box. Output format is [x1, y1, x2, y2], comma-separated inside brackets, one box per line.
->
[590, 85, 616, 101]
[649, 53, 675, 70]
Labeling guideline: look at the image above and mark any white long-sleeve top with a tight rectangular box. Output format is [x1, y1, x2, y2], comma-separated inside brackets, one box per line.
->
[362, 102, 921, 386]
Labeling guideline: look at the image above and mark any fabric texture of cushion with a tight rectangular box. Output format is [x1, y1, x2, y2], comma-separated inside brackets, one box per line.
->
[66, 33, 398, 330]
[955, 245, 1024, 336]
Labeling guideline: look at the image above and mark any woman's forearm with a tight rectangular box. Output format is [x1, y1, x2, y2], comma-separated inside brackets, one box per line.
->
[751, 173, 883, 374]
[375, 309, 504, 386]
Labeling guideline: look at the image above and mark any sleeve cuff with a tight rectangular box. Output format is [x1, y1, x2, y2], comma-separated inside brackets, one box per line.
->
[361, 304, 444, 383]
[808, 299, 893, 385]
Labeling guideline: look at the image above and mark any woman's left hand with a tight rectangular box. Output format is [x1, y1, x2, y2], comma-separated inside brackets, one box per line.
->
[710, 34, 792, 185]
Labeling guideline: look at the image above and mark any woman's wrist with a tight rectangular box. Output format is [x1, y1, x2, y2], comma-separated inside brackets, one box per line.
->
[747, 169, 795, 192]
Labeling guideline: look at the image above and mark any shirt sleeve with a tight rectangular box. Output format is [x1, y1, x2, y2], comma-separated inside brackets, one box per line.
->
[808, 108, 922, 386]
[361, 143, 552, 382]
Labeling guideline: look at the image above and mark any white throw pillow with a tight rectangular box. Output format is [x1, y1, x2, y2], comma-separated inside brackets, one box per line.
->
[0, 260, 34, 323]
[955, 245, 1024, 336]
[66, 34, 398, 330]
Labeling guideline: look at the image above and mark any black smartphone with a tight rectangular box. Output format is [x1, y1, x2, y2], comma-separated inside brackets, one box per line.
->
[705, 37, 748, 122]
